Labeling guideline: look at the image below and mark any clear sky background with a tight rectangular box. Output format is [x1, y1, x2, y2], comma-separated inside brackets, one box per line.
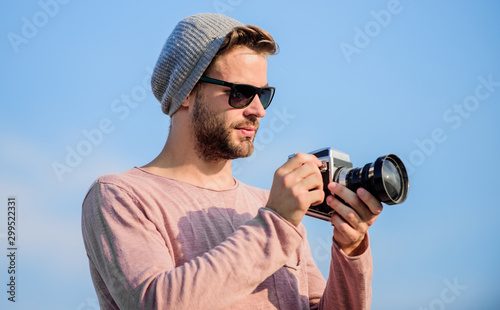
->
[1, 0, 499, 309]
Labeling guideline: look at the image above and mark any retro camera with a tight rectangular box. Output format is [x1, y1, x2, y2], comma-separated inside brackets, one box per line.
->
[290, 147, 409, 221]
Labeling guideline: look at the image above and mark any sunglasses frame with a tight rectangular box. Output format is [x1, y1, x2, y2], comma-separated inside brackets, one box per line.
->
[199, 76, 275, 109]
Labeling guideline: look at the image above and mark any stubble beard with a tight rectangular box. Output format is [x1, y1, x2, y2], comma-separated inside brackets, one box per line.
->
[191, 90, 259, 162]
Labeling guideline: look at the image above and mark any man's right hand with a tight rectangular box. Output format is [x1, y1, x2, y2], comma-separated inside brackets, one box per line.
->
[265, 153, 325, 226]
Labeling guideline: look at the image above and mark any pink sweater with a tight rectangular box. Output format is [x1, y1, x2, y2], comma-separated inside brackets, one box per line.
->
[81, 167, 372, 309]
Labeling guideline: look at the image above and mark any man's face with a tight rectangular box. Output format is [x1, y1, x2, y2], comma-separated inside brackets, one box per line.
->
[190, 46, 269, 162]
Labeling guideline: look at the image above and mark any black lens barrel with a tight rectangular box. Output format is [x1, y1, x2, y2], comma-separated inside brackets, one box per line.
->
[335, 154, 409, 205]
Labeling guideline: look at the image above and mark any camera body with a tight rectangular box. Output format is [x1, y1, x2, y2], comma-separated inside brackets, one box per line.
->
[307, 147, 354, 221]
[289, 147, 409, 221]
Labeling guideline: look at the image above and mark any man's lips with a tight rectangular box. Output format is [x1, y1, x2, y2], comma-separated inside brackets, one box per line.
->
[236, 126, 257, 137]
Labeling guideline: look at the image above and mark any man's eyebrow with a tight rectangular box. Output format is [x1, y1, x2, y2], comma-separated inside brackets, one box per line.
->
[257, 82, 270, 88]
[233, 81, 270, 88]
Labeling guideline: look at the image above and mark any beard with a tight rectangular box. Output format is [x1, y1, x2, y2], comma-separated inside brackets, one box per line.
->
[191, 89, 259, 162]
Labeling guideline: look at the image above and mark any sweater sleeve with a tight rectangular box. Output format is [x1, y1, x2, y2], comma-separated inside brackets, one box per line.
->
[81, 181, 303, 310]
[310, 235, 373, 310]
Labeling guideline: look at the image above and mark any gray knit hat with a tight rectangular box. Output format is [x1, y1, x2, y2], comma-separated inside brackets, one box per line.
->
[151, 13, 245, 116]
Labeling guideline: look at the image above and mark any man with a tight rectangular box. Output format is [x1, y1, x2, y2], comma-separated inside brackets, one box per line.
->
[82, 13, 383, 309]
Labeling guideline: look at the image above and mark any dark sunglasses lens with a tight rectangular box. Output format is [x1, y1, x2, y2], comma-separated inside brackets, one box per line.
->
[229, 84, 275, 109]
[260, 88, 275, 109]
[230, 85, 256, 108]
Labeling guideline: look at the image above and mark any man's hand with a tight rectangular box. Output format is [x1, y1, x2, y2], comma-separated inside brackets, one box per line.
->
[327, 182, 383, 256]
[266, 153, 325, 227]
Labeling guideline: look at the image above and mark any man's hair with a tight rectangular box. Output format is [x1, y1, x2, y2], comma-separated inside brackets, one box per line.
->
[192, 25, 278, 95]
[216, 25, 279, 58]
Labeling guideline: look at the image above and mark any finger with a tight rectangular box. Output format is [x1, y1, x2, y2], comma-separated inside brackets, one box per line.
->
[356, 187, 383, 215]
[330, 211, 356, 233]
[329, 207, 362, 246]
[286, 153, 323, 171]
[287, 171, 324, 207]
[330, 211, 350, 230]
[326, 195, 361, 229]
[301, 170, 323, 191]
[327, 182, 362, 211]
[305, 188, 325, 208]
[330, 211, 368, 256]
[282, 160, 323, 189]
[327, 182, 377, 218]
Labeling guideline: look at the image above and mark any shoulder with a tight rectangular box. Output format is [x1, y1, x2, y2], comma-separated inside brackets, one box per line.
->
[95, 167, 144, 187]
[89, 167, 168, 192]
[83, 168, 157, 206]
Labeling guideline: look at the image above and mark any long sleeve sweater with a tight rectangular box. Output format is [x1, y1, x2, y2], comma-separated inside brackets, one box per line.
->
[81, 167, 372, 309]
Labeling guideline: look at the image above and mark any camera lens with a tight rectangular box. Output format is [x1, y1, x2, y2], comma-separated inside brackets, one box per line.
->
[334, 154, 409, 205]
[382, 158, 402, 201]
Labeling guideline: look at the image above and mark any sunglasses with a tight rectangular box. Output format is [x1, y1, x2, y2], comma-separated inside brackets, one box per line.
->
[199, 76, 275, 109]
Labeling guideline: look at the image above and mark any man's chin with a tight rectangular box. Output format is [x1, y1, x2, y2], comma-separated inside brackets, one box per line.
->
[232, 140, 255, 159]
[238, 149, 254, 158]
[238, 141, 255, 158]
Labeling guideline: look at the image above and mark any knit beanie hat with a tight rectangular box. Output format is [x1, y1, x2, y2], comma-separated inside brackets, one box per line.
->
[151, 13, 245, 116]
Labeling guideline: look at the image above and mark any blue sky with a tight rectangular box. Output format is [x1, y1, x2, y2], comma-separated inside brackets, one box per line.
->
[1, 0, 499, 309]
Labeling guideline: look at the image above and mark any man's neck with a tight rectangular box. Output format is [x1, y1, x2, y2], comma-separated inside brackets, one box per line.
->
[141, 137, 236, 190]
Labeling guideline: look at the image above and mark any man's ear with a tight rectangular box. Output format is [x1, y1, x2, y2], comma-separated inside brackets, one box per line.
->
[181, 85, 199, 108]
[181, 94, 192, 108]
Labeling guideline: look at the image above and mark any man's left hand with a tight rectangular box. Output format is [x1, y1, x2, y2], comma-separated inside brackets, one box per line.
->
[326, 182, 383, 256]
